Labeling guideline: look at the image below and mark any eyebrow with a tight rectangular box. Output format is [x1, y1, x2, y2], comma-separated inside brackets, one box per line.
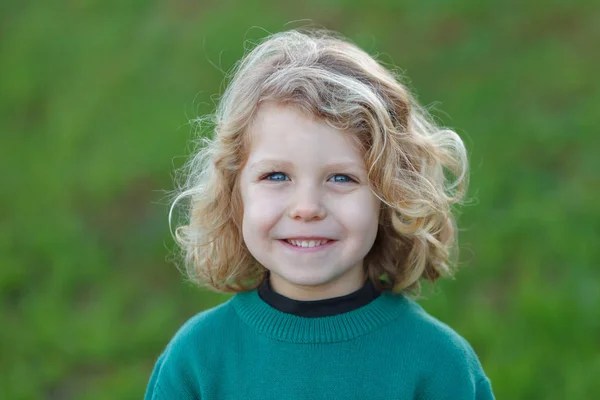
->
[249, 159, 365, 174]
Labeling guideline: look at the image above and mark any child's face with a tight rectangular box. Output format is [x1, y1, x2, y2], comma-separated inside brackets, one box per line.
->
[239, 102, 380, 301]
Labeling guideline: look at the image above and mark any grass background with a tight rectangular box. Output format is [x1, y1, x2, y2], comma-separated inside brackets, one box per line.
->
[1, 0, 599, 398]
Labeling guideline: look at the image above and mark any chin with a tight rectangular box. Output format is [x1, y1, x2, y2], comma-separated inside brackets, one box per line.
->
[273, 268, 345, 288]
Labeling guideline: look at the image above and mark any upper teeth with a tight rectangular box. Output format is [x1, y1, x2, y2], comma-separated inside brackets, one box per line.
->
[287, 239, 329, 248]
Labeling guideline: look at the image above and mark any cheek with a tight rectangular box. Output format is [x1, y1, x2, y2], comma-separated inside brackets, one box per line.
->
[241, 188, 283, 238]
[337, 191, 380, 238]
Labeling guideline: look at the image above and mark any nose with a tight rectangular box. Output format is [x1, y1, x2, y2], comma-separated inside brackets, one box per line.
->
[288, 184, 326, 221]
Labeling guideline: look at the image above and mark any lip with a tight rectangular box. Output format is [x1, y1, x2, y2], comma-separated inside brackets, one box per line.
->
[278, 239, 337, 253]
[284, 237, 332, 241]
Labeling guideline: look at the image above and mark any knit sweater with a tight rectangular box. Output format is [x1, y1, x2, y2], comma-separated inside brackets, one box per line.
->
[145, 289, 495, 400]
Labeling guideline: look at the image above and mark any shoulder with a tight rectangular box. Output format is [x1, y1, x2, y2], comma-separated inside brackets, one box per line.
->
[167, 296, 236, 351]
[390, 295, 494, 399]
[144, 296, 237, 399]
[395, 295, 482, 364]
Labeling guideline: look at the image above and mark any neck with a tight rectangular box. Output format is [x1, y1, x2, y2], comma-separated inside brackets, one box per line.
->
[266, 269, 366, 301]
[258, 273, 381, 318]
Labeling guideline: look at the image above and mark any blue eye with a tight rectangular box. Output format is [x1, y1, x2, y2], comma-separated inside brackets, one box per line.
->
[264, 172, 289, 181]
[329, 174, 354, 183]
[262, 172, 355, 183]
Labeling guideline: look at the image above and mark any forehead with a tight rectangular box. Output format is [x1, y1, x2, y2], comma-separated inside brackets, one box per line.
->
[246, 102, 364, 163]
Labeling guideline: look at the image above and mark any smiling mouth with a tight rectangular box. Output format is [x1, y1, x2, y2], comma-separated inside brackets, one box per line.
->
[282, 239, 333, 248]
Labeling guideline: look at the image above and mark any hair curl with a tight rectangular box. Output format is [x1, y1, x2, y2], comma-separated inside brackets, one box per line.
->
[170, 28, 469, 295]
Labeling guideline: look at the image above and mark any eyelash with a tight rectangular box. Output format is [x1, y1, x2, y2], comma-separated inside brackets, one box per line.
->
[261, 171, 357, 183]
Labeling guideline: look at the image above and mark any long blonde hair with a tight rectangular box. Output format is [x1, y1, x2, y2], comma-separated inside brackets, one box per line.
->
[170, 29, 469, 294]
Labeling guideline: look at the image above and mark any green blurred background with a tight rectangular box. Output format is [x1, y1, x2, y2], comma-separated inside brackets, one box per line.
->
[2, 0, 599, 399]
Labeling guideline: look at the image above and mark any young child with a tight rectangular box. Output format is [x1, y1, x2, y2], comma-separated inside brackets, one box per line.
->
[145, 29, 495, 399]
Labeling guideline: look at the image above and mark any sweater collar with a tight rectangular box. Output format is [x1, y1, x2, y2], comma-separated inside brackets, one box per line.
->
[257, 274, 381, 318]
[232, 285, 409, 343]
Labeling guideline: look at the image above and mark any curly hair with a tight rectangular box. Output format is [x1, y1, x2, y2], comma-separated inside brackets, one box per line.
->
[169, 29, 469, 295]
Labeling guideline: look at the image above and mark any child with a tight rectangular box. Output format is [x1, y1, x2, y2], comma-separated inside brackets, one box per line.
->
[145, 29, 495, 399]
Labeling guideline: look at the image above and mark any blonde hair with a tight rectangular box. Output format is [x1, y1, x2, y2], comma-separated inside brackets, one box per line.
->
[170, 29, 469, 294]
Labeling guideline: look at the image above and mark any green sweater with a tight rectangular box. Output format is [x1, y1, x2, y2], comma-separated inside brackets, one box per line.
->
[145, 289, 495, 399]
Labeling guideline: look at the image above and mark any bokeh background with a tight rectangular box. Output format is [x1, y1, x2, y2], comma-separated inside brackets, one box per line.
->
[2, 1, 599, 399]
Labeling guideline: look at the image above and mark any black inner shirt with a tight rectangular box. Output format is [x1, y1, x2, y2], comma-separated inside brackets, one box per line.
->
[258, 272, 381, 318]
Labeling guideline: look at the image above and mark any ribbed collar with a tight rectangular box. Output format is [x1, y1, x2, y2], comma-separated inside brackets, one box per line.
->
[257, 274, 381, 318]
[232, 287, 408, 343]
